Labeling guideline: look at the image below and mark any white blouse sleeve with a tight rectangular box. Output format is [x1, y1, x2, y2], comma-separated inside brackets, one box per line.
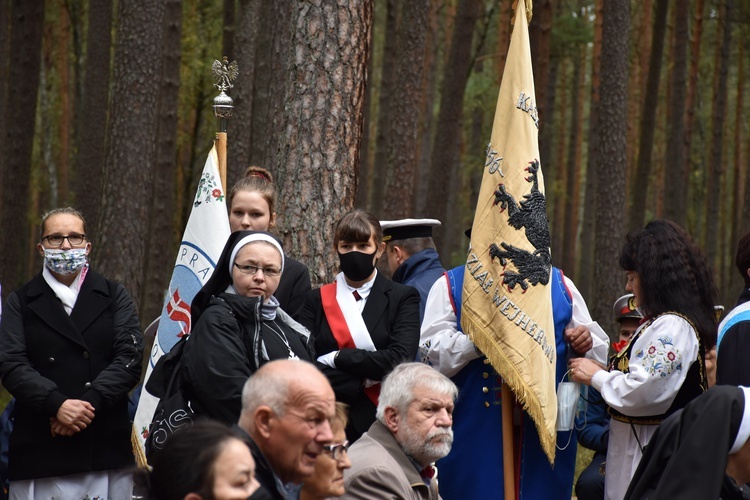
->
[590, 314, 700, 417]
[565, 276, 609, 365]
[419, 276, 480, 378]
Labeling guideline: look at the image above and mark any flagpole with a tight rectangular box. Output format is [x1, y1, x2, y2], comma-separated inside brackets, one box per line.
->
[501, 384, 516, 499]
[212, 56, 238, 192]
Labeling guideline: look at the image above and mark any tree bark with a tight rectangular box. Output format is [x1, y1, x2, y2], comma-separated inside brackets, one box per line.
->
[562, 43, 585, 278]
[593, 0, 629, 333]
[578, 0, 603, 299]
[414, 0, 441, 214]
[370, 0, 398, 216]
[628, 0, 668, 230]
[704, 0, 732, 275]
[94, 0, 165, 300]
[0, 0, 45, 294]
[663, 0, 689, 225]
[275, 0, 372, 286]
[222, 0, 236, 61]
[227, 0, 261, 181]
[250, 0, 294, 170]
[74, 0, 112, 230]
[683, 0, 705, 235]
[382, 0, 429, 218]
[140, 0, 182, 327]
[426, 0, 482, 258]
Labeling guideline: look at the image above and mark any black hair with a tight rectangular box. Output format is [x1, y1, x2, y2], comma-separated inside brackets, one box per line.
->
[735, 231, 750, 288]
[333, 209, 382, 247]
[619, 219, 718, 348]
[146, 420, 242, 500]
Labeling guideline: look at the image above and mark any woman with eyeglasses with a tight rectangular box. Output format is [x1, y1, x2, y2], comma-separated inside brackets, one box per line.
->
[300, 403, 352, 500]
[181, 231, 313, 424]
[228, 166, 311, 321]
[0, 207, 143, 499]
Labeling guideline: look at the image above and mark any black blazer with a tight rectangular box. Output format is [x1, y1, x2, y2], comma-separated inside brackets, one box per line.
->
[0, 270, 143, 480]
[299, 273, 420, 440]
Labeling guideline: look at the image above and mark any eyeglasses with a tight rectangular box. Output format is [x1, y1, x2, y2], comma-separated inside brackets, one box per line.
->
[233, 263, 281, 277]
[323, 440, 350, 461]
[42, 234, 86, 247]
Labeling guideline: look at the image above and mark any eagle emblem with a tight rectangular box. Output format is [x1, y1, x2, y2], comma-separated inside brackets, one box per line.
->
[212, 56, 239, 93]
[489, 159, 552, 292]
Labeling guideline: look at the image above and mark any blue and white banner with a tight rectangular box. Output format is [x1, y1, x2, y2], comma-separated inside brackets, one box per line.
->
[133, 146, 230, 451]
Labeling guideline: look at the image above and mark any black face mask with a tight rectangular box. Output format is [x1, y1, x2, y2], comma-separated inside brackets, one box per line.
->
[338, 248, 378, 282]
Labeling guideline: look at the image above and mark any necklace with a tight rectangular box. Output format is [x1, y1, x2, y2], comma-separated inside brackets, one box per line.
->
[264, 321, 299, 360]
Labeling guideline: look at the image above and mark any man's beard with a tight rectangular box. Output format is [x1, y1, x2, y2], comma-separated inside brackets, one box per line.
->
[399, 424, 454, 465]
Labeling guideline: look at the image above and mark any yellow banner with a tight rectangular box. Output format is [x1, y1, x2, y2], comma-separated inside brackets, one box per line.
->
[460, 0, 556, 462]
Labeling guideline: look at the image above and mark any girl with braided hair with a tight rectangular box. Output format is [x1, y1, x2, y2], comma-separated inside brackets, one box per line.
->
[570, 219, 718, 500]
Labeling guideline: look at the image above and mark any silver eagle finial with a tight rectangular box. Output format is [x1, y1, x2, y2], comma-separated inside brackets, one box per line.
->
[212, 56, 239, 93]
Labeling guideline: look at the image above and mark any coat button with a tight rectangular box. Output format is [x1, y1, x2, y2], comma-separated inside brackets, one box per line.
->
[482, 386, 489, 393]
[82, 351, 90, 359]
[483, 359, 491, 364]
[484, 401, 490, 408]
[48, 357, 55, 365]
[482, 372, 489, 379]
[84, 382, 92, 389]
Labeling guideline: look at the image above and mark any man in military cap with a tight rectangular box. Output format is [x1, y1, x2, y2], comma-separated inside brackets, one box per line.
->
[574, 293, 642, 500]
[380, 218, 445, 320]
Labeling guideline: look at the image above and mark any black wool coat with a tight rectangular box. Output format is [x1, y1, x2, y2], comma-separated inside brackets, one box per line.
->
[0, 270, 143, 480]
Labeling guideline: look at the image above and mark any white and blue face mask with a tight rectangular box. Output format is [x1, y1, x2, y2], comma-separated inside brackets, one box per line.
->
[43, 248, 88, 276]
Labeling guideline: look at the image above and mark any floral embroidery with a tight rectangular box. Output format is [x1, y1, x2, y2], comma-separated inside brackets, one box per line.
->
[193, 173, 224, 206]
[634, 336, 681, 378]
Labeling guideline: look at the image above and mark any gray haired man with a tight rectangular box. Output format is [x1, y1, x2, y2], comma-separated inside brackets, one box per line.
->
[342, 362, 457, 499]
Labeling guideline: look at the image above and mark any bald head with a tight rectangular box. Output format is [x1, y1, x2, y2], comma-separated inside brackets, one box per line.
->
[238, 359, 336, 484]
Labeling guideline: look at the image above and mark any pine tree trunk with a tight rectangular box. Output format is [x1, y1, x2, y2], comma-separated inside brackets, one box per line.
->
[551, 60, 568, 261]
[664, 0, 689, 225]
[382, 0, 429, 218]
[593, 0, 629, 333]
[251, 0, 294, 170]
[628, 0, 668, 230]
[683, 0, 705, 235]
[74, 0, 112, 231]
[0, 0, 45, 293]
[275, 0, 373, 286]
[563, 43, 585, 278]
[140, 0, 182, 327]
[704, 0, 732, 275]
[222, 0, 235, 61]
[578, 0, 603, 299]
[94, 0, 165, 299]
[427, 0, 482, 258]
[370, 0, 398, 216]
[227, 0, 261, 181]
[414, 0, 441, 214]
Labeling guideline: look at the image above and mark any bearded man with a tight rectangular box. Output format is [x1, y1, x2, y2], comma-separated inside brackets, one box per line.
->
[341, 362, 457, 500]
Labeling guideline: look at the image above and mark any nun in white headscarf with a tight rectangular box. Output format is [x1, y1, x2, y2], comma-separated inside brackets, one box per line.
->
[181, 230, 313, 424]
[625, 385, 750, 500]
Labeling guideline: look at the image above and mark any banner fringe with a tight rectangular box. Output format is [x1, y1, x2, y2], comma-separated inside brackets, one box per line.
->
[462, 313, 556, 464]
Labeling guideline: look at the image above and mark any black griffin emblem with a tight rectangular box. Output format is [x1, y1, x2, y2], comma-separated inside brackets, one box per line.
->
[489, 159, 551, 292]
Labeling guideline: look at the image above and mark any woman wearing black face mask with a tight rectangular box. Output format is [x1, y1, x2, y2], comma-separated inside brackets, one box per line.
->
[300, 209, 420, 441]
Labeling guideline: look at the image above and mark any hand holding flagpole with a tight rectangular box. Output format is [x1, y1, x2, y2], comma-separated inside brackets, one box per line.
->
[212, 56, 238, 191]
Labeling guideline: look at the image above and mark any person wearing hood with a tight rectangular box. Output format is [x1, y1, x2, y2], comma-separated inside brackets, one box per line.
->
[300, 209, 421, 442]
[182, 230, 312, 425]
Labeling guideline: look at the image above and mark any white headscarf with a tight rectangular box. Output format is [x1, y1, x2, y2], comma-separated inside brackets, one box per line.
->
[228, 233, 285, 276]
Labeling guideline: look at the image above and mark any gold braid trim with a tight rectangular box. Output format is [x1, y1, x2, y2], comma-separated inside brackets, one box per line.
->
[132, 424, 150, 469]
[462, 313, 556, 464]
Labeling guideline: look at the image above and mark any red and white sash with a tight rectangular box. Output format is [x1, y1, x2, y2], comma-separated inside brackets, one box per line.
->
[321, 273, 380, 405]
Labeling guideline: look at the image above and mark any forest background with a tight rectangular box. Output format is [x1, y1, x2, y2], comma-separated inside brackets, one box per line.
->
[2, 0, 750, 344]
